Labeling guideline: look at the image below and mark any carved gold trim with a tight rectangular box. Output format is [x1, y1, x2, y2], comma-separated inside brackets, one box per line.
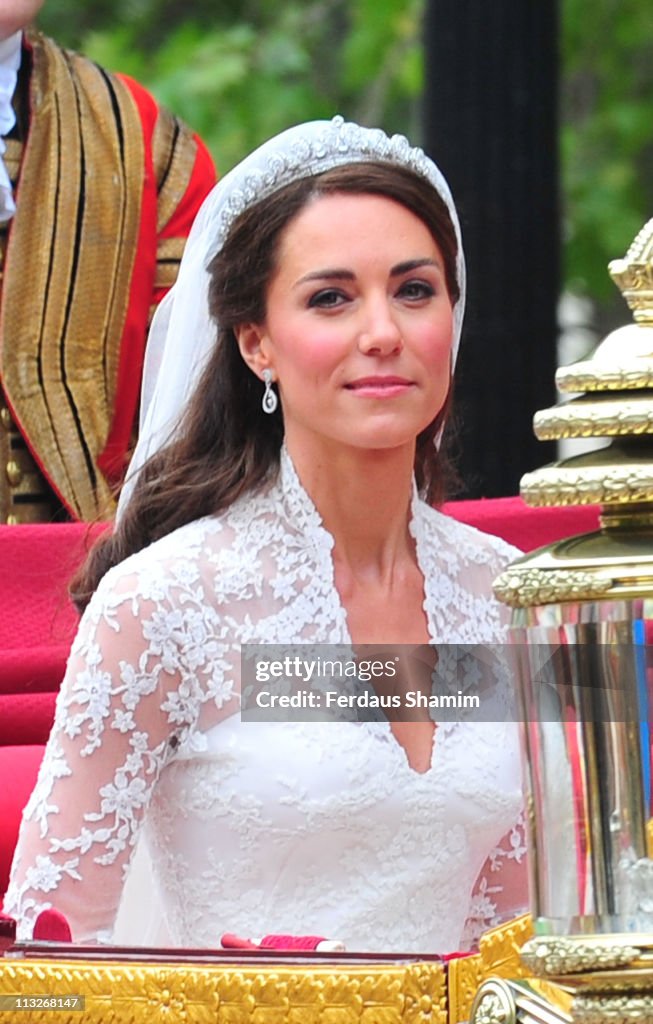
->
[493, 567, 613, 608]
[478, 917, 533, 978]
[520, 936, 642, 977]
[555, 360, 653, 394]
[609, 216, 653, 325]
[534, 397, 653, 441]
[469, 978, 573, 1024]
[573, 991, 653, 1024]
[447, 915, 532, 1023]
[0, 956, 447, 1024]
[470, 980, 574, 1024]
[520, 465, 653, 507]
[468, 979, 516, 1024]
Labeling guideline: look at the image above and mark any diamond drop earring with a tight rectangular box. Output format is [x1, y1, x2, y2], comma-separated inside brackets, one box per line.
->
[261, 368, 278, 414]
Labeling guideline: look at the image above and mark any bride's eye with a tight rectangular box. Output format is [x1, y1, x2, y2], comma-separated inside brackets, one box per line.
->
[398, 280, 435, 301]
[308, 288, 348, 309]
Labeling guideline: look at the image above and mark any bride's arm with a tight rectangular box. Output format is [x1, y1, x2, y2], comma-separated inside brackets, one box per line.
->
[3, 563, 232, 942]
[460, 813, 529, 952]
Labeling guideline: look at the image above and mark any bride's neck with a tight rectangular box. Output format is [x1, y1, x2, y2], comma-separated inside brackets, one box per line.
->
[287, 440, 416, 580]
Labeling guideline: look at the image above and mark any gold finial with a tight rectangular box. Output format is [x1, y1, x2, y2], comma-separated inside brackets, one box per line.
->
[502, 214, 653, 518]
[608, 216, 653, 325]
[493, 215, 653, 608]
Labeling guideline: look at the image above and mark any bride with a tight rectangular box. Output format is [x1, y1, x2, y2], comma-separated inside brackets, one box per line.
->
[4, 117, 526, 951]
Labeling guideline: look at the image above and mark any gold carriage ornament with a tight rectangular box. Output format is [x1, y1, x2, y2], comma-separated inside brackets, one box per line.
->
[476, 215, 653, 1024]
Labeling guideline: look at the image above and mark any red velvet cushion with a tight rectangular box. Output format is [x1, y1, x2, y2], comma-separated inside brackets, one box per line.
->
[0, 693, 58, 746]
[0, 522, 106, 658]
[443, 496, 601, 552]
[0, 523, 102, 745]
[0, 745, 45, 901]
[0, 647, 70, 694]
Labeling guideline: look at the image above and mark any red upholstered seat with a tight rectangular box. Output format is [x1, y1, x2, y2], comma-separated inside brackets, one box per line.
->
[0, 502, 601, 903]
[441, 495, 601, 552]
[0, 522, 107, 902]
[0, 746, 46, 896]
[0, 523, 103, 653]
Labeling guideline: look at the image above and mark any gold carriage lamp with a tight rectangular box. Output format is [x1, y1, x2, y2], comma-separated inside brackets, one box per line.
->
[484, 218, 653, 1024]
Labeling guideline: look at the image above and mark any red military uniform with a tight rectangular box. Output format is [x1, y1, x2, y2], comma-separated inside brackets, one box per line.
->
[0, 30, 216, 522]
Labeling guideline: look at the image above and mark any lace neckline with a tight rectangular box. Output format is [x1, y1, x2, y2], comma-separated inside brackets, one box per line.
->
[275, 445, 439, 774]
[277, 445, 429, 630]
[277, 445, 336, 556]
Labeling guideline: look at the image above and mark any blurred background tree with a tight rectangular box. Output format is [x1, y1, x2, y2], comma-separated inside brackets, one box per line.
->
[37, 0, 423, 178]
[563, 0, 653, 331]
[37, 0, 653, 334]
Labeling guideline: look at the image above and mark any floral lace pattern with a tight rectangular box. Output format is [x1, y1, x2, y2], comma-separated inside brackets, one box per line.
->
[4, 450, 526, 951]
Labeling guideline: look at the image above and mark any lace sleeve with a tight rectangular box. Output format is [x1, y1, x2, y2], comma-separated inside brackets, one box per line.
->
[460, 813, 529, 952]
[3, 561, 234, 942]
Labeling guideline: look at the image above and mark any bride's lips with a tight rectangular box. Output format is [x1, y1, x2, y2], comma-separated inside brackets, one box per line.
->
[344, 375, 415, 397]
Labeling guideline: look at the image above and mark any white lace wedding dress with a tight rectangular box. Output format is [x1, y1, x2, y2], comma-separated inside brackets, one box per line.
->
[4, 450, 526, 952]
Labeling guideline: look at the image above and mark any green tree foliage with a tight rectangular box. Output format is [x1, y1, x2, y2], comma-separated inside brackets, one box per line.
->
[37, 0, 424, 175]
[562, 0, 653, 309]
[37, 1, 653, 314]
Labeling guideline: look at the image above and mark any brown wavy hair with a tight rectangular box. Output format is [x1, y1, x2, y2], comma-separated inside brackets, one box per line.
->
[71, 161, 461, 611]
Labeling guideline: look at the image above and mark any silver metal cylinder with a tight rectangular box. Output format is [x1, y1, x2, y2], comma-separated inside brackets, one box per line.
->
[511, 597, 653, 935]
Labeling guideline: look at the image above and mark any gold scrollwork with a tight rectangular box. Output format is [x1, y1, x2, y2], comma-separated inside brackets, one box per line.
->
[520, 466, 653, 507]
[609, 216, 653, 325]
[0, 957, 448, 1024]
[493, 568, 613, 608]
[572, 990, 653, 1024]
[555, 362, 653, 394]
[469, 980, 516, 1024]
[533, 399, 653, 441]
[447, 915, 532, 1024]
[467, 978, 573, 1024]
[520, 936, 641, 977]
[404, 963, 447, 1023]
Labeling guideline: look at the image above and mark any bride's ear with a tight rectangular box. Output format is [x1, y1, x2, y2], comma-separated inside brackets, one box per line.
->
[234, 323, 273, 378]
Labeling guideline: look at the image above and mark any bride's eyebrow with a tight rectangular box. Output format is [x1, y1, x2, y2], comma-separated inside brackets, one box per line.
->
[294, 269, 354, 287]
[391, 258, 441, 276]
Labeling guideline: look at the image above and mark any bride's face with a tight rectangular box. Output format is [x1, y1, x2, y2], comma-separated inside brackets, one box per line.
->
[237, 192, 454, 460]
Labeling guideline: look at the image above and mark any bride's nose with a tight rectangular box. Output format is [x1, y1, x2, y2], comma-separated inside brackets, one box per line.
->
[357, 299, 403, 355]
